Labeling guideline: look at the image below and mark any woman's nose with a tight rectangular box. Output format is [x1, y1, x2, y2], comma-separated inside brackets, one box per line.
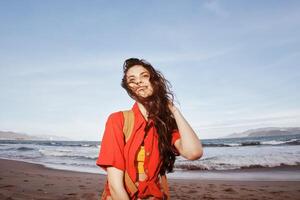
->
[135, 78, 142, 85]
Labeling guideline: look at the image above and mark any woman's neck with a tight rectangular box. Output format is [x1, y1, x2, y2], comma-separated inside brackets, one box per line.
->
[137, 102, 148, 121]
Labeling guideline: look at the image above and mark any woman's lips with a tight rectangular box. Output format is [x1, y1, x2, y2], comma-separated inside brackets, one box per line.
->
[136, 86, 147, 92]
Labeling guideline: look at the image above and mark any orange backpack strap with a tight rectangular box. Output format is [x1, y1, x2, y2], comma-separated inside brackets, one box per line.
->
[122, 110, 139, 197]
[122, 110, 135, 142]
[124, 170, 138, 196]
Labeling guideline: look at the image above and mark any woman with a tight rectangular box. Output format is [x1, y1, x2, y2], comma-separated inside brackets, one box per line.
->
[97, 58, 203, 200]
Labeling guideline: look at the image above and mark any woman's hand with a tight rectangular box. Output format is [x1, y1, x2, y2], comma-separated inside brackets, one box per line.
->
[167, 101, 178, 114]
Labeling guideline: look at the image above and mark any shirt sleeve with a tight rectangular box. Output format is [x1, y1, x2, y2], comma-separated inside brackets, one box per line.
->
[171, 129, 181, 156]
[96, 111, 125, 171]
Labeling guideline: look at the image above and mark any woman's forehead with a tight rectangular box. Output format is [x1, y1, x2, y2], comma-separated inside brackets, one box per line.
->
[126, 65, 149, 77]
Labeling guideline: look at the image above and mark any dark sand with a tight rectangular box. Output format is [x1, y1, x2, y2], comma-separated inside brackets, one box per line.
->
[1, 159, 300, 200]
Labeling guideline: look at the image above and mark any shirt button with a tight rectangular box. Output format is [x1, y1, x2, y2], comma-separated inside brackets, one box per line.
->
[145, 169, 148, 173]
[146, 152, 150, 156]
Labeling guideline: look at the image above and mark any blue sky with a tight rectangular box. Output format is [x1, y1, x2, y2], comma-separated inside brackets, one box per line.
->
[0, 0, 299, 140]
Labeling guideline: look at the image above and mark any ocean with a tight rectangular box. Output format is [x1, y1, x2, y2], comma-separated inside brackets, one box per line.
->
[1, 134, 299, 180]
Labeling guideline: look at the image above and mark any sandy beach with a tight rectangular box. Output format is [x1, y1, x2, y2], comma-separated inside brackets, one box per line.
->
[1, 159, 300, 200]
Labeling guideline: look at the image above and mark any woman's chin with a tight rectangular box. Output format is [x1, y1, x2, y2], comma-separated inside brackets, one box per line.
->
[139, 94, 148, 98]
[134, 93, 153, 101]
[136, 92, 148, 98]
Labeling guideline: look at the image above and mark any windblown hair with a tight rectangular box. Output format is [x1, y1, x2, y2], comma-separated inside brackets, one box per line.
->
[121, 58, 178, 175]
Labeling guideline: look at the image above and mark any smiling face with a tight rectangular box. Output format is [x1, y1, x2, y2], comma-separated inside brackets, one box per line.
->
[126, 65, 154, 98]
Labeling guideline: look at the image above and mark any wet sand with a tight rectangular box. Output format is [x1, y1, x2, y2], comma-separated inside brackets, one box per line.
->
[1, 159, 300, 200]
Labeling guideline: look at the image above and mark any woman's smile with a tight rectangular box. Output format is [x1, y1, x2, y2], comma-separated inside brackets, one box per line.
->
[136, 86, 147, 92]
[136, 86, 151, 97]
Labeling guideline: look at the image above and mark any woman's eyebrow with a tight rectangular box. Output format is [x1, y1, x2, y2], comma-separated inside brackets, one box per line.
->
[127, 71, 149, 79]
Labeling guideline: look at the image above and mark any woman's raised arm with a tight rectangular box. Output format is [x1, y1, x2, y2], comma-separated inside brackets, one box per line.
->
[170, 104, 203, 160]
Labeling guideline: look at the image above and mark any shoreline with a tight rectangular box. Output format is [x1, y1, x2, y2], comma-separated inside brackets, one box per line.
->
[1, 159, 300, 199]
[169, 165, 300, 181]
[2, 157, 300, 181]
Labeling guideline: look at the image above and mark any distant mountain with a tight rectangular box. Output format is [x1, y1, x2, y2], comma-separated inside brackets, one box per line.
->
[224, 127, 300, 138]
[0, 131, 70, 141]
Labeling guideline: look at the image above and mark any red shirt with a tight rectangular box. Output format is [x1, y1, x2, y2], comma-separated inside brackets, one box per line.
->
[97, 102, 181, 199]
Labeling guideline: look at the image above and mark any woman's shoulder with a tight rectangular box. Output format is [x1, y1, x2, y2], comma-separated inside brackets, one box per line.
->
[107, 110, 123, 122]
[105, 106, 134, 125]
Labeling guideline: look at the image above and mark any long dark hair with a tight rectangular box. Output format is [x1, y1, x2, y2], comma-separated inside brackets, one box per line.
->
[121, 58, 178, 175]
